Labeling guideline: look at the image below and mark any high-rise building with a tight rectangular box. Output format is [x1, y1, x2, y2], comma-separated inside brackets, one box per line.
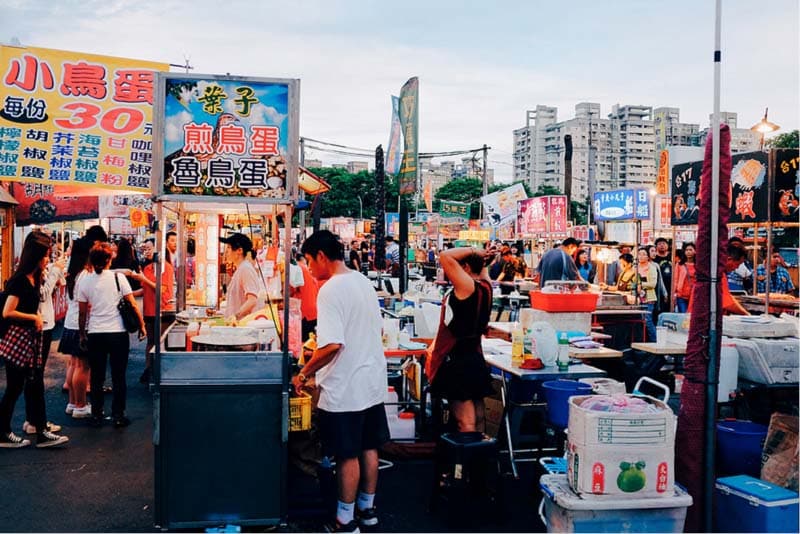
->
[691, 112, 760, 152]
[346, 161, 369, 173]
[513, 106, 557, 189]
[303, 158, 323, 168]
[513, 102, 728, 199]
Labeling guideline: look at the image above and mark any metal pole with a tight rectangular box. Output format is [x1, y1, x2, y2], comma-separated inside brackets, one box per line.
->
[481, 144, 488, 220]
[704, 2, 722, 530]
[764, 150, 774, 313]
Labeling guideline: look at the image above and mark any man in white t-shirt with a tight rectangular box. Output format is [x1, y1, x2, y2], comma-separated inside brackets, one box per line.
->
[292, 230, 388, 533]
[219, 233, 261, 321]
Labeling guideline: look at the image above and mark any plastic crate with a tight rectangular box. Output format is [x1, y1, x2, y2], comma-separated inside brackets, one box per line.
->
[289, 392, 312, 432]
[531, 291, 599, 312]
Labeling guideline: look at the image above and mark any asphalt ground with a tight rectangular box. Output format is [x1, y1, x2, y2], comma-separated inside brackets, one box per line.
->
[0, 334, 547, 533]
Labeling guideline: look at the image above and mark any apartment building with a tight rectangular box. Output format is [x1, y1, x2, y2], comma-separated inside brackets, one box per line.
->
[346, 160, 369, 173]
[513, 106, 557, 189]
[691, 112, 760, 152]
[654, 107, 699, 154]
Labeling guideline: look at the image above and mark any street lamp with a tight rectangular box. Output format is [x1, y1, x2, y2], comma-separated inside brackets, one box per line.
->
[750, 107, 780, 151]
[357, 195, 363, 220]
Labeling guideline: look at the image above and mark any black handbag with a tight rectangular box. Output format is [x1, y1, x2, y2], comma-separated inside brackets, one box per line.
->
[114, 273, 139, 333]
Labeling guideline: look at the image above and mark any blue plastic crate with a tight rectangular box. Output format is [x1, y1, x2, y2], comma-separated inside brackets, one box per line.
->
[715, 475, 799, 533]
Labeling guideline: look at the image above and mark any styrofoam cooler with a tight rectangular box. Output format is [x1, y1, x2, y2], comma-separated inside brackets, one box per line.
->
[715, 475, 799, 533]
[718, 340, 739, 402]
[566, 393, 676, 497]
[732, 337, 799, 384]
[656, 313, 690, 346]
[539, 474, 691, 533]
[723, 315, 799, 338]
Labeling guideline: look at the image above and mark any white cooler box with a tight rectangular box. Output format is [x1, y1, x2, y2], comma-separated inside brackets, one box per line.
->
[539, 474, 692, 533]
[732, 337, 799, 384]
[566, 394, 676, 497]
[723, 315, 799, 338]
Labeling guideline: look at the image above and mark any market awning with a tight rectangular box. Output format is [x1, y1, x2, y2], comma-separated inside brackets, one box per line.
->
[298, 166, 330, 195]
[0, 187, 19, 206]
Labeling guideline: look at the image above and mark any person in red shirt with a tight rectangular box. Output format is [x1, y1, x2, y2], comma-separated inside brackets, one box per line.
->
[130, 238, 175, 383]
[291, 254, 319, 342]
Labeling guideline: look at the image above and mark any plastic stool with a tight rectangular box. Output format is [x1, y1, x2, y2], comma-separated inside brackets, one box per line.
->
[430, 432, 500, 526]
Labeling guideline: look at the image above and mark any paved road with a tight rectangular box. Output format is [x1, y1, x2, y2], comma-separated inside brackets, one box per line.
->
[0, 336, 546, 532]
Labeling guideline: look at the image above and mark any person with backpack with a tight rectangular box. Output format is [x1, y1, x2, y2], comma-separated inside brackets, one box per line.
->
[0, 230, 69, 448]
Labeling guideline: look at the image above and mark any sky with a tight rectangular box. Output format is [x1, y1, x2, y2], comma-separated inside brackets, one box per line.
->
[2, 0, 798, 182]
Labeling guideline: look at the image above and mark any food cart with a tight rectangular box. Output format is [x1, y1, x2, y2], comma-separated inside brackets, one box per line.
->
[150, 72, 300, 530]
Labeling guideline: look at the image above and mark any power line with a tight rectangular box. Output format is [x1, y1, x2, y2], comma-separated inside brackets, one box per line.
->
[301, 137, 374, 154]
[305, 145, 374, 158]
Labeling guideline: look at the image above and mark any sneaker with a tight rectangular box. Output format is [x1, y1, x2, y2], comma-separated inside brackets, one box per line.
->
[23, 421, 62, 435]
[65, 403, 76, 415]
[356, 507, 378, 527]
[0, 432, 31, 448]
[72, 405, 92, 419]
[139, 368, 151, 384]
[113, 416, 131, 428]
[324, 520, 360, 533]
[36, 431, 69, 448]
[88, 416, 104, 428]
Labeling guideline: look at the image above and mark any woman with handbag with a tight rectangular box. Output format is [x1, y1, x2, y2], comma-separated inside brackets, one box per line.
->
[0, 230, 69, 448]
[635, 247, 660, 343]
[78, 242, 146, 428]
[427, 245, 495, 432]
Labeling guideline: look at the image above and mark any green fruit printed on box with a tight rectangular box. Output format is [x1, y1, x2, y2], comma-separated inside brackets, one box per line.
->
[617, 461, 647, 492]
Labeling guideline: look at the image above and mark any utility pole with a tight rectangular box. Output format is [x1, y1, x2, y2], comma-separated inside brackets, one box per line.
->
[587, 115, 595, 225]
[480, 144, 489, 219]
[299, 137, 306, 238]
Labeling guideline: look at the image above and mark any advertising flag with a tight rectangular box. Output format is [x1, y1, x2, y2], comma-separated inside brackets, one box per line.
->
[385, 96, 402, 175]
[423, 176, 432, 212]
[480, 183, 527, 227]
[0, 45, 168, 193]
[398, 77, 418, 195]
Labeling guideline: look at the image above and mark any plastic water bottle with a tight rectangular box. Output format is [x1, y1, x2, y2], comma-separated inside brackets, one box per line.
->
[557, 332, 570, 371]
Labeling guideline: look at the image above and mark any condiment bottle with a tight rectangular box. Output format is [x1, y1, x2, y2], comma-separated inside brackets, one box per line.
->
[557, 332, 570, 371]
[511, 323, 524, 365]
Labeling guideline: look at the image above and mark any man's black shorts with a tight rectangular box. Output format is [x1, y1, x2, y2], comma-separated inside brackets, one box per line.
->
[317, 403, 390, 459]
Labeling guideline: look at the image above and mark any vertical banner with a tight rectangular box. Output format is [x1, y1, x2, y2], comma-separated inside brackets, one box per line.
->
[154, 73, 299, 201]
[516, 197, 548, 236]
[548, 195, 568, 234]
[657, 150, 670, 194]
[384, 95, 402, 175]
[0, 45, 168, 192]
[730, 151, 768, 224]
[397, 77, 418, 195]
[423, 176, 432, 212]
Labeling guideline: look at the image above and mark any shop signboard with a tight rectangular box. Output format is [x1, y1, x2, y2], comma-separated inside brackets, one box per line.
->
[592, 189, 650, 221]
[548, 195, 568, 234]
[516, 196, 547, 236]
[98, 194, 152, 218]
[773, 149, 799, 223]
[385, 212, 400, 237]
[480, 183, 527, 227]
[0, 45, 167, 193]
[439, 200, 470, 225]
[653, 196, 672, 230]
[10, 182, 98, 225]
[516, 195, 569, 237]
[458, 230, 490, 242]
[672, 151, 773, 225]
[153, 73, 299, 202]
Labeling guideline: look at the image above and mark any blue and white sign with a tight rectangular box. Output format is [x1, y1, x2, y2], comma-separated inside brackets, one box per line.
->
[593, 189, 650, 221]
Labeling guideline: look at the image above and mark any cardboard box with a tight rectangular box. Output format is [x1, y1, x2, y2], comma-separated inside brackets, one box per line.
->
[761, 413, 799, 491]
[566, 395, 675, 497]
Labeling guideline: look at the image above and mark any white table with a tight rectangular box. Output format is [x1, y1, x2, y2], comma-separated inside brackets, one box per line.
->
[481, 338, 606, 478]
[487, 321, 612, 341]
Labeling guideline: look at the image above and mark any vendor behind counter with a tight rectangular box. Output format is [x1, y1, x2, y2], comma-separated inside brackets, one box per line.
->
[219, 233, 260, 321]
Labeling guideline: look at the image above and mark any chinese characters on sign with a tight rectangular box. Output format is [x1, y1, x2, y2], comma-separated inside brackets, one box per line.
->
[516, 195, 568, 237]
[439, 200, 470, 225]
[9, 182, 98, 225]
[0, 46, 167, 192]
[158, 75, 297, 200]
[592, 189, 649, 222]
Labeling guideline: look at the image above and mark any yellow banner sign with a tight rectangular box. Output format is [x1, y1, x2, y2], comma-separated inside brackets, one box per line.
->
[0, 46, 168, 192]
[458, 230, 490, 241]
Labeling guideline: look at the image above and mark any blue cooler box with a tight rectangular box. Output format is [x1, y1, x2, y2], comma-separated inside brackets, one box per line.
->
[539, 474, 692, 533]
[715, 475, 799, 533]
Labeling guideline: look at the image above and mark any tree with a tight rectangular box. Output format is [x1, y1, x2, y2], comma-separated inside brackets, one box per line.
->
[767, 130, 799, 148]
[533, 184, 562, 197]
[488, 180, 533, 197]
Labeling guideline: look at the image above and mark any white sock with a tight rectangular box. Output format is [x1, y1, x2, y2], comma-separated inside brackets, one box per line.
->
[357, 491, 375, 511]
[336, 500, 355, 525]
